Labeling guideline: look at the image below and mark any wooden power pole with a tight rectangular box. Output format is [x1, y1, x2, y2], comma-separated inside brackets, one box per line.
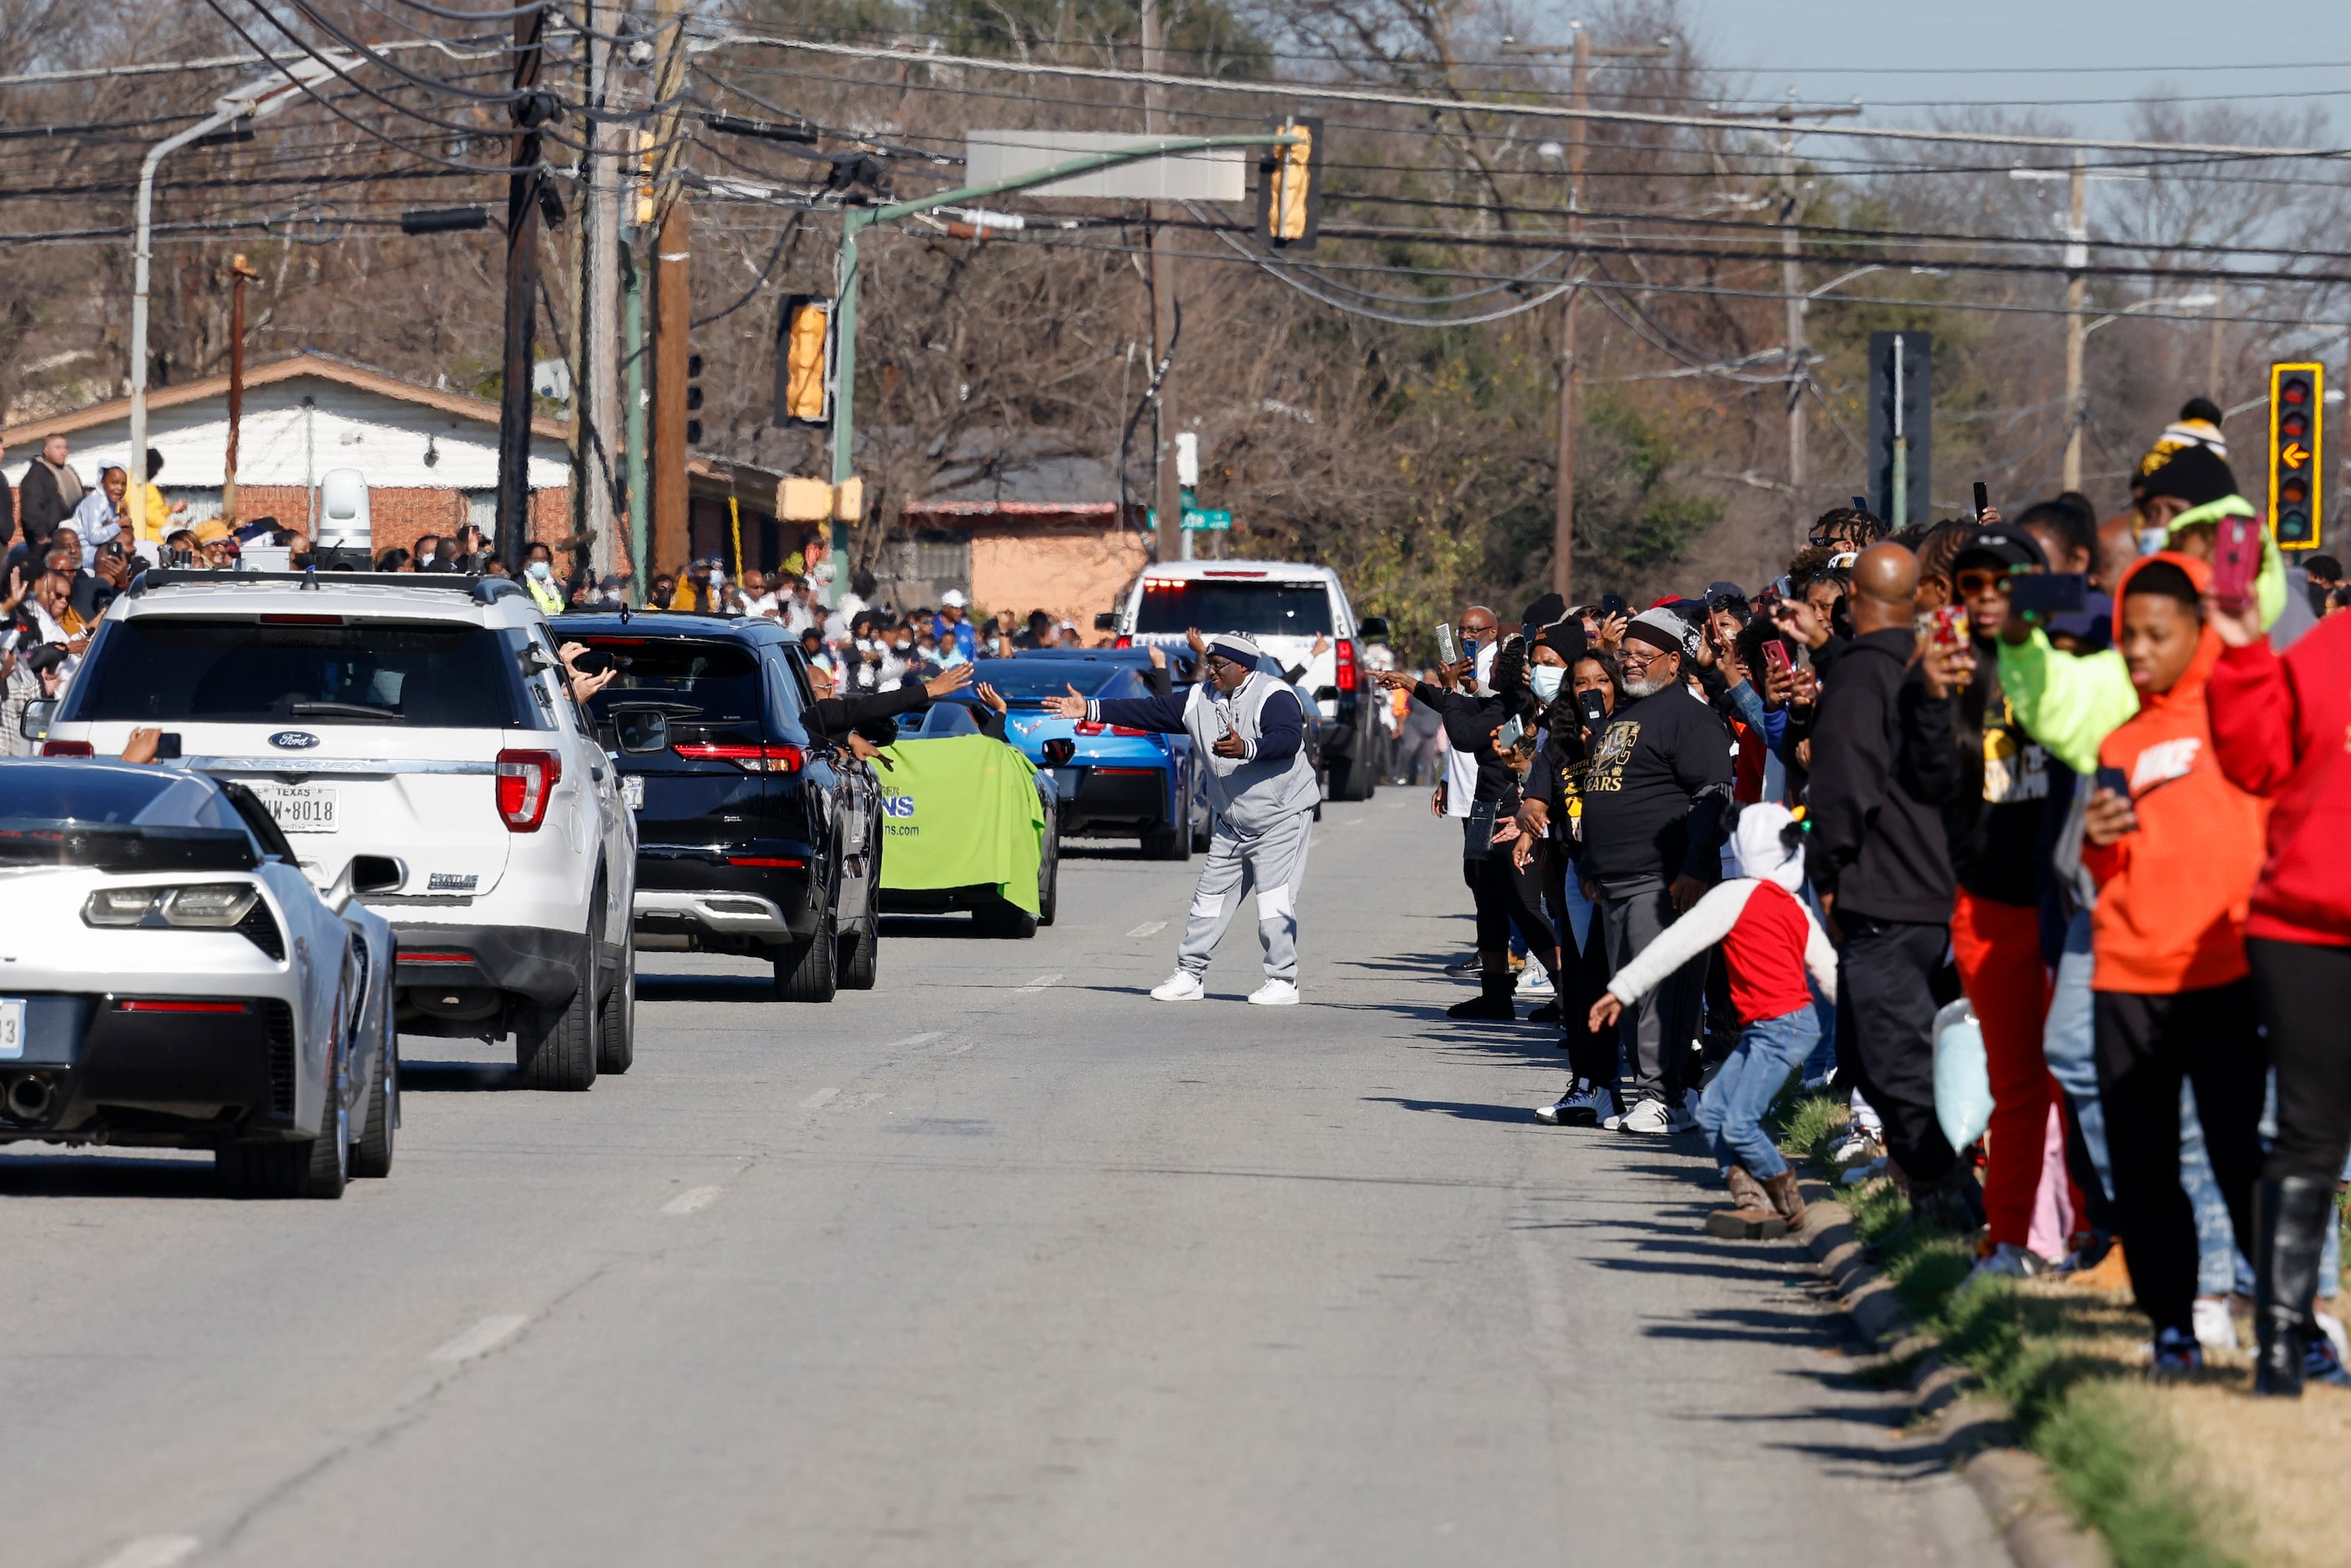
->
[648, 0, 691, 579]
[495, 5, 549, 554]
[1507, 27, 1671, 602]
[1141, 0, 1181, 564]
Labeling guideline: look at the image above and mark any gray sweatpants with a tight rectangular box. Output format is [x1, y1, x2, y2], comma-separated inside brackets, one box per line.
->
[1600, 879, 1706, 1106]
[1177, 808, 1314, 982]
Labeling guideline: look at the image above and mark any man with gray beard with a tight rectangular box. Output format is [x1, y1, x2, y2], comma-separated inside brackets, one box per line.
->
[1537, 606, 1734, 1132]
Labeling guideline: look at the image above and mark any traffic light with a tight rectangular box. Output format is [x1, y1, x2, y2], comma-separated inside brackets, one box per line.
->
[685, 352, 705, 447]
[773, 295, 832, 427]
[1257, 116, 1323, 250]
[2270, 362, 2323, 551]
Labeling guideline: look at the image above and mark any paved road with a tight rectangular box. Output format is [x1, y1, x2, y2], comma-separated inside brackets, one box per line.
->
[5, 792, 2002, 1568]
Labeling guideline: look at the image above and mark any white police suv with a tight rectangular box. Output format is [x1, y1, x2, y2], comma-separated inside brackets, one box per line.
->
[35, 570, 638, 1090]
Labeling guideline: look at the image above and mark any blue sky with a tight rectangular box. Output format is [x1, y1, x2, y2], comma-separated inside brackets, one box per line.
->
[1676, 0, 2348, 142]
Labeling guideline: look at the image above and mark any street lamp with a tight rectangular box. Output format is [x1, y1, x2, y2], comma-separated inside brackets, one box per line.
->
[128, 56, 351, 508]
[2083, 291, 2219, 337]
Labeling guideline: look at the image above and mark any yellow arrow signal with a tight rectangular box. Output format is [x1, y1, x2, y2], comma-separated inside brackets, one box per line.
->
[2282, 441, 2312, 467]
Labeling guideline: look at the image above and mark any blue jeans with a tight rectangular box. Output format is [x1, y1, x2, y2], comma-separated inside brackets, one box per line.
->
[2042, 908, 2113, 1203]
[1696, 1005, 1820, 1181]
[1797, 881, 1838, 1082]
[2181, 1080, 2253, 1297]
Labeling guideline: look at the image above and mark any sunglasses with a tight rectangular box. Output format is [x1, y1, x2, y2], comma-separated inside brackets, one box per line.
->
[1954, 569, 2011, 598]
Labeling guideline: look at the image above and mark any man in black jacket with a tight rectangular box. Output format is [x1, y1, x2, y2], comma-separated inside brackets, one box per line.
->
[16, 435, 83, 552]
[1807, 543, 1975, 1224]
[1546, 605, 1735, 1133]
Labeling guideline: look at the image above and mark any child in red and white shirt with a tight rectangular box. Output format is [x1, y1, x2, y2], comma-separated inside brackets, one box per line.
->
[1590, 802, 1838, 1238]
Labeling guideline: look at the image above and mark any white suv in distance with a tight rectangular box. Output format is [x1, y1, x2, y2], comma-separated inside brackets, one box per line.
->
[37, 570, 638, 1091]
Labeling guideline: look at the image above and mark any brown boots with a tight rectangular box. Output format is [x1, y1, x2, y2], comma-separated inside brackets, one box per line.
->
[1706, 1166, 1787, 1240]
[1704, 1166, 1810, 1241]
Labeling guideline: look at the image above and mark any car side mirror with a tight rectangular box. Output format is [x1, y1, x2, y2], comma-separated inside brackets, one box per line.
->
[20, 699, 55, 741]
[1356, 616, 1390, 644]
[1041, 737, 1076, 767]
[1093, 611, 1117, 630]
[326, 853, 406, 912]
[614, 709, 670, 754]
[519, 644, 559, 675]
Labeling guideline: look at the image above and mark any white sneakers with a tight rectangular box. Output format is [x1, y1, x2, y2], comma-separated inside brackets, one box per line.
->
[1515, 968, 1554, 998]
[1150, 971, 1300, 1004]
[1535, 1081, 1613, 1126]
[1963, 1242, 2050, 1292]
[1150, 970, 1206, 1002]
[1615, 1096, 1672, 1135]
[2192, 1295, 2242, 1352]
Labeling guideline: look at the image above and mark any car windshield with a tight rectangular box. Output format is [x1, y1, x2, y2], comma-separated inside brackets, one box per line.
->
[968, 660, 1125, 701]
[574, 637, 764, 723]
[0, 765, 178, 823]
[1134, 579, 1332, 637]
[68, 618, 531, 728]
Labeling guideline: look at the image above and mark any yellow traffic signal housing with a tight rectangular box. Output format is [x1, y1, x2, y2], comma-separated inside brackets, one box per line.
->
[774, 295, 832, 427]
[2270, 362, 2323, 551]
[1258, 117, 1323, 250]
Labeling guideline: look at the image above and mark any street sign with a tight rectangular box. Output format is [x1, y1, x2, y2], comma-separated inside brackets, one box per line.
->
[2270, 362, 2323, 550]
[964, 132, 1247, 200]
[1181, 508, 1233, 532]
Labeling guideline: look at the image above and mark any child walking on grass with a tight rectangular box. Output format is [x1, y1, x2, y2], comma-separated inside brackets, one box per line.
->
[1589, 802, 1838, 1239]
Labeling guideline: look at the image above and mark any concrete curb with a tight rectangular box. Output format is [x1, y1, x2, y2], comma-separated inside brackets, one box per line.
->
[1795, 1184, 2110, 1568]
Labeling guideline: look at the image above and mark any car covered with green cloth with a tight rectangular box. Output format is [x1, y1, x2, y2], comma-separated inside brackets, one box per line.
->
[874, 723, 1059, 938]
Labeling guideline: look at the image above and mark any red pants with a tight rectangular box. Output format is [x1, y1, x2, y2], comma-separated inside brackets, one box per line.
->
[1951, 889, 2057, 1249]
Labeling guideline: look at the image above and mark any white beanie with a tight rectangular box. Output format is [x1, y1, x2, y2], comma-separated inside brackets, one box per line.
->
[1730, 802, 1806, 893]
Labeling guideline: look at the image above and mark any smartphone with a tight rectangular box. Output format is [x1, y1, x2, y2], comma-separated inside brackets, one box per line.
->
[1464, 798, 1499, 861]
[155, 731, 182, 760]
[2094, 766, 2131, 809]
[573, 648, 616, 676]
[2009, 572, 2089, 617]
[1577, 689, 1609, 728]
[1762, 638, 1793, 679]
[1599, 594, 1626, 617]
[1434, 622, 1460, 666]
[1931, 604, 1969, 650]
[1495, 715, 1525, 750]
[2212, 514, 2262, 612]
[1973, 481, 1990, 518]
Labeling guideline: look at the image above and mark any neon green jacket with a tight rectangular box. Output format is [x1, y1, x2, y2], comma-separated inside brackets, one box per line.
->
[1995, 495, 2284, 773]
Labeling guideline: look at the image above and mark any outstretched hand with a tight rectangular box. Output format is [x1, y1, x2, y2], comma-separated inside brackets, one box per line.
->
[924, 663, 976, 700]
[976, 681, 1008, 716]
[1041, 682, 1089, 721]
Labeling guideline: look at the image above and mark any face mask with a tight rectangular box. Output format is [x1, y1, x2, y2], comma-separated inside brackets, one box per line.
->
[527, 560, 552, 581]
[1529, 665, 1565, 702]
[892, 638, 911, 652]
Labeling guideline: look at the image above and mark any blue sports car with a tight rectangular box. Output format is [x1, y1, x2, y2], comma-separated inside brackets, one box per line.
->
[948, 655, 1210, 860]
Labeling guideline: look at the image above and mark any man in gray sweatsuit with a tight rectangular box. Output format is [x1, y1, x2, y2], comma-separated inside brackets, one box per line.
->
[1044, 632, 1318, 1004]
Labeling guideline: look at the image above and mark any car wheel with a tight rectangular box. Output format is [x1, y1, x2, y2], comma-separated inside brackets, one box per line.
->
[837, 919, 878, 989]
[352, 1005, 397, 1179]
[516, 918, 600, 1091]
[775, 909, 838, 1002]
[597, 922, 636, 1074]
[973, 898, 1039, 939]
[220, 1013, 351, 1200]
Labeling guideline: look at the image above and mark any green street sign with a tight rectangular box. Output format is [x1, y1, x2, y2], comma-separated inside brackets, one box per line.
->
[1181, 508, 1233, 531]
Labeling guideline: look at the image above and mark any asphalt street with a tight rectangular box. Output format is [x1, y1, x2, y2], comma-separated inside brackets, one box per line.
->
[4, 792, 2005, 1568]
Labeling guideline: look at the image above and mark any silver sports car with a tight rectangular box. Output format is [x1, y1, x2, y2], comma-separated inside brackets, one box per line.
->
[0, 760, 399, 1197]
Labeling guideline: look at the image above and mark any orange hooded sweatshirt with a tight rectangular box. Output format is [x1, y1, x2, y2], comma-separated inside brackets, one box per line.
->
[2083, 552, 2269, 994]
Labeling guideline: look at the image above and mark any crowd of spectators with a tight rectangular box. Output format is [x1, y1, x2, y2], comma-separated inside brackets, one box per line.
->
[1401, 396, 2351, 1399]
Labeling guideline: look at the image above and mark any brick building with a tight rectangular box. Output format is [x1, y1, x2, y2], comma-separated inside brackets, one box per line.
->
[2, 352, 573, 559]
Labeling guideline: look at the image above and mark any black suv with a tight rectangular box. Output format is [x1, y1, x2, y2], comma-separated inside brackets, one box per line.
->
[551, 612, 882, 1002]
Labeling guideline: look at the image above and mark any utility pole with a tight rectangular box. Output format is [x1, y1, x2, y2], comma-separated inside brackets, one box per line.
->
[222, 253, 257, 524]
[1764, 94, 1857, 548]
[579, 0, 622, 581]
[496, 5, 550, 555]
[648, 0, 692, 582]
[2062, 152, 2087, 493]
[1140, 0, 1183, 564]
[2205, 284, 2225, 406]
[1509, 28, 1671, 599]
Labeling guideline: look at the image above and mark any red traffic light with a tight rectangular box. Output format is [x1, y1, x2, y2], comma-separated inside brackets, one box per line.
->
[2280, 377, 2310, 405]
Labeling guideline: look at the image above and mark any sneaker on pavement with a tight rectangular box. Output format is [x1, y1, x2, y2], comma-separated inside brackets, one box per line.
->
[1516, 969, 1554, 997]
[2303, 1326, 2351, 1388]
[1963, 1242, 2048, 1292]
[1616, 1096, 1671, 1135]
[2149, 1325, 2203, 1379]
[1665, 1093, 1698, 1134]
[1443, 953, 1482, 976]
[1150, 970, 1206, 1002]
[2192, 1296, 2242, 1353]
[2315, 1308, 2349, 1365]
[1246, 979, 1299, 1006]
[1536, 1080, 1606, 1126]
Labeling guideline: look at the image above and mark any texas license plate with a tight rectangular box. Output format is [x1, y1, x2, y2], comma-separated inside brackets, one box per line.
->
[0, 997, 23, 1060]
[251, 783, 339, 833]
[621, 776, 645, 811]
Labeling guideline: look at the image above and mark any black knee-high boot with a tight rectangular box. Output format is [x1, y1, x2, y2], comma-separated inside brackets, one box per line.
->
[2253, 1176, 2335, 1397]
[1448, 957, 1516, 1021]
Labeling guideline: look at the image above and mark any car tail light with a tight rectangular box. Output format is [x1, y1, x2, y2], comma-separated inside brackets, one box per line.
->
[1114, 635, 1132, 649]
[1093, 766, 1157, 776]
[41, 741, 93, 757]
[727, 856, 807, 868]
[1074, 722, 1150, 737]
[495, 749, 562, 832]
[115, 999, 247, 1014]
[672, 742, 806, 773]
[402, 952, 477, 964]
[1335, 638, 1358, 693]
